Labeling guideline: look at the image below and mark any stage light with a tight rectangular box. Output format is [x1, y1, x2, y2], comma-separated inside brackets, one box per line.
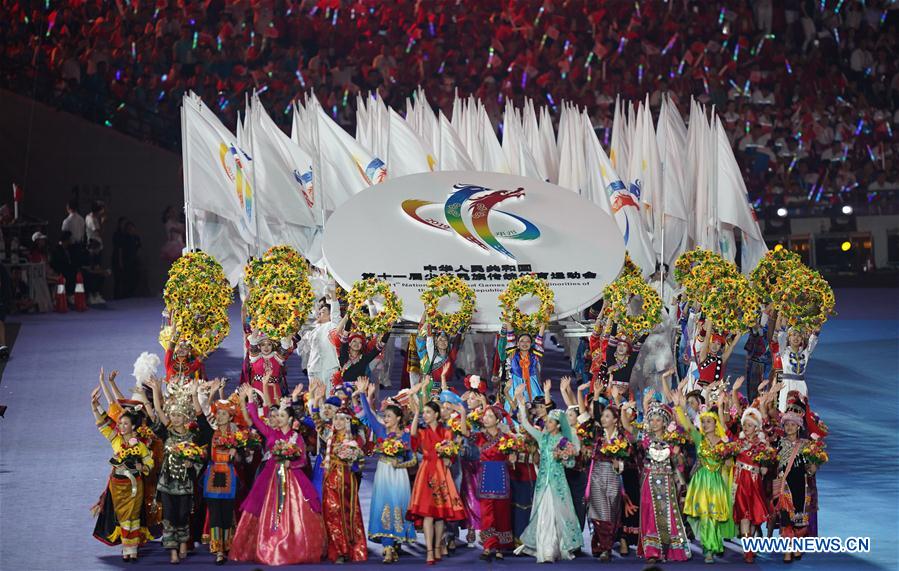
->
[773, 244, 784, 252]
[776, 207, 788, 218]
[841, 205, 853, 215]
[841, 241, 851, 252]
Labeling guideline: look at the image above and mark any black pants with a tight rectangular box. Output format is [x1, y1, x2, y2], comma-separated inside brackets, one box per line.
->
[160, 491, 192, 549]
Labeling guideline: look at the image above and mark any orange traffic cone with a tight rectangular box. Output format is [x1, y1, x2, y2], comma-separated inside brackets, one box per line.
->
[73, 272, 87, 312]
[55, 276, 68, 313]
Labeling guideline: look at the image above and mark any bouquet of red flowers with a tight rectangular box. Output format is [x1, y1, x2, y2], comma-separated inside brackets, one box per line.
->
[271, 440, 302, 461]
[435, 439, 461, 459]
[709, 440, 740, 462]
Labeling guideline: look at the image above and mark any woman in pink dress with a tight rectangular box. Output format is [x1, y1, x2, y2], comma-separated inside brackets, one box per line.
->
[245, 329, 296, 404]
[229, 385, 325, 565]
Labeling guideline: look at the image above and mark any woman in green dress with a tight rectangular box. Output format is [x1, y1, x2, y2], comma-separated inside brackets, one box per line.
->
[511, 385, 584, 562]
[672, 390, 737, 563]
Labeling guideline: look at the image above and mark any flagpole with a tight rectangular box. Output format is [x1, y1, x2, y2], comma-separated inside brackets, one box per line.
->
[180, 98, 195, 252]
[248, 94, 262, 257]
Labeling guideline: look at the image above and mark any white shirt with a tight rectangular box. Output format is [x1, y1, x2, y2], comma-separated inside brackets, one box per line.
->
[62, 212, 85, 243]
[86, 212, 102, 247]
[303, 299, 341, 375]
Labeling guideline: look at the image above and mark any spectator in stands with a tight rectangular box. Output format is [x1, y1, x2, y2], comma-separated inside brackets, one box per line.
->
[61, 199, 85, 245]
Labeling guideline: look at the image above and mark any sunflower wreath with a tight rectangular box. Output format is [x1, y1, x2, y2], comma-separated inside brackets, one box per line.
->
[674, 249, 739, 303]
[162, 252, 233, 357]
[346, 278, 404, 336]
[420, 274, 477, 334]
[772, 265, 835, 333]
[250, 290, 307, 339]
[262, 245, 308, 274]
[603, 274, 663, 336]
[701, 273, 761, 334]
[749, 248, 802, 305]
[163, 252, 232, 315]
[498, 275, 555, 334]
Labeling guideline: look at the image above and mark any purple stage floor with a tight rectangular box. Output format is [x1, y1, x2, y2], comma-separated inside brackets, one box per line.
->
[0, 289, 896, 570]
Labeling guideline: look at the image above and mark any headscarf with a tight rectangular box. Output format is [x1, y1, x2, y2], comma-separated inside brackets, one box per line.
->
[696, 410, 728, 441]
[547, 409, 580, 453]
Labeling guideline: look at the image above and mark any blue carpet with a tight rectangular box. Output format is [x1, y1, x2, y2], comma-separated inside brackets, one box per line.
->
[0, 289, 896, 570]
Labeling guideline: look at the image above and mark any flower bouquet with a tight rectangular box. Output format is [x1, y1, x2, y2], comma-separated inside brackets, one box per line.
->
[497, 434, 520, 455]
[435, 439, 461, 460]
[335, 439, 365, 464]
[801, 440, 829, 465]
[375, 436, 406, 458]
[752, 445, 778, 467]
[447, 414, 466, 435]
[554, 437, 577, 461]
[171, 441, 206, 463]
[599, 435, 631, 459]
[271, 440, 303, 462]
[709, 440, 740, 462]
[111, 443, 144, 468]
[466, 408, 483, 430]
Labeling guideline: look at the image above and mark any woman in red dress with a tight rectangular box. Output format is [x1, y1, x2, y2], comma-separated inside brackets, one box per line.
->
[472, 405, 514, 560]
[406, 399, 467, 564]
[321, 407, 368, 563]
[732, 406, 772, 563]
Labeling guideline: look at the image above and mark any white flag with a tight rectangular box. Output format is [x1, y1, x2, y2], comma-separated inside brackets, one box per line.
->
[538, 106, 559, 183]
[438, 111, 475, 171]
[249, 95, 320, 231]
[583, 116, 656, 277]
[627, 98, 663, 253]
[609, 96, 629, 176]
[479, 104, 511, 173]
[714, 117, 768, 273]
[387, 108, 436, 177]
[182, 93, 256, 244]
[656, 97, 691, 266]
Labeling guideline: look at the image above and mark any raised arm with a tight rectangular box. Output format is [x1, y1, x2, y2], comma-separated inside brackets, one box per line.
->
[409, 395, 421, 438]
[698, 319, 713, 363]
[559, 376, 576, 407]
[722, 333, 742, 362]
[146, 376, 169, 426]
[107, 369, 125, 401]
[355, 377, 386, 439]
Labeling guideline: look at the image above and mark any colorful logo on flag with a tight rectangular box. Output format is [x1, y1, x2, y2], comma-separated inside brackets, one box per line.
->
[400, 183, 540, 260]
[219, 143, 253, 223]
[606, 179, 639, 245]
[365, 158, 387, 184]
[293, 168, 315, 209]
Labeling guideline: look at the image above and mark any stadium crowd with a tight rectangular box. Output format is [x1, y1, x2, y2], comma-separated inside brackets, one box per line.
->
[2, 0, 897, 213]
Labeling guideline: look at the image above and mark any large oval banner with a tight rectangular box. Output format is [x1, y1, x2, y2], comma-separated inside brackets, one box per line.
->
[322, 171, 625, 328]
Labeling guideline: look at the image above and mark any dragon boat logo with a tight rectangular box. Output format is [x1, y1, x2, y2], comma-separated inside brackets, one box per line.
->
[400, 183, 540, 260]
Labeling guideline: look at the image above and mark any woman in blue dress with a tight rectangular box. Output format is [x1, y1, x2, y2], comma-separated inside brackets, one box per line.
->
[498, 321, 546, 408]
[511, 385, 584, 562]
[354, 377, 417, 563]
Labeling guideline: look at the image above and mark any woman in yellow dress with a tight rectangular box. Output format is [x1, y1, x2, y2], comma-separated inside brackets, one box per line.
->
[91, 385, 155, 562]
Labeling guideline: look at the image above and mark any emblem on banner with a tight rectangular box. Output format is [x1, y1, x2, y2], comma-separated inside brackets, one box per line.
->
[401, 183, 540, 260]
[293, 168, 315, 209]
[219, 143, 254, 223]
